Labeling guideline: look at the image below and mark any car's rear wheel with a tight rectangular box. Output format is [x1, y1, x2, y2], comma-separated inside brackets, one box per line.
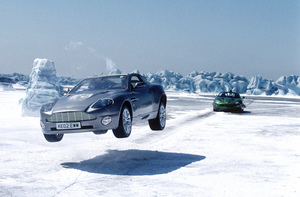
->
[113, 106, 132, 138]
[43, 134, 64, 142]
[149, 101, 166, 130]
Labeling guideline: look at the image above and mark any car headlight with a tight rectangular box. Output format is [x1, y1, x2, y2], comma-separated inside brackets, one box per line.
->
[235, 101, 241, 105]
[92, 99, 114, 108]
[215, 100, 221, 104]
[41, 101, 55, 112]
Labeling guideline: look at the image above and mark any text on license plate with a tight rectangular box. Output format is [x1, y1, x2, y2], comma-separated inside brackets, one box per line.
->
[56, 122, 81, 130]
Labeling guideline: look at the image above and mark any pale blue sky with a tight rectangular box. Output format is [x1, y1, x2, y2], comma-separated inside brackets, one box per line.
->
[0, 0, 299, 80]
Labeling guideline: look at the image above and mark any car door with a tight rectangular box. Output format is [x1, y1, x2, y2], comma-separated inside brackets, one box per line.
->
[129, 75, 153, 119]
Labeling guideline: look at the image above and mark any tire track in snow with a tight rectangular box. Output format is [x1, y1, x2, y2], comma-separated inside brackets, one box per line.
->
[131, 108, 214, 144]
[244, 99, 255, 107]
[52, 171, 82, 197]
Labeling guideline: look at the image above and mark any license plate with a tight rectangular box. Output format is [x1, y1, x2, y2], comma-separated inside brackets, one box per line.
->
[56, 122, 81, 130]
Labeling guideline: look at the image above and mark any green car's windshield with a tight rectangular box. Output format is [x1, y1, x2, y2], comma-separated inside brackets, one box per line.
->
[218, 92, 241, 98]
[69, 75, 128, 94]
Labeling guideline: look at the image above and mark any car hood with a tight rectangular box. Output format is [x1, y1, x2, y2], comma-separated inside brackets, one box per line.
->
[52, 90, 115, 112]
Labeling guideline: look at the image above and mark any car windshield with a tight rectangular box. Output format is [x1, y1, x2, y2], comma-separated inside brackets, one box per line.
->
[218, 92, 240, 98]
[69, 75, 127, 94]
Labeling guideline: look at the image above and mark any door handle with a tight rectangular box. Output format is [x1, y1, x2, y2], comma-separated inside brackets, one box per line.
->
[131, 97, 139, 102]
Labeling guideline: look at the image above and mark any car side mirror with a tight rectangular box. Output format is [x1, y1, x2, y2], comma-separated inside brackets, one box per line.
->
[63, 87, 72, 95]
[133, 82, 145, 89]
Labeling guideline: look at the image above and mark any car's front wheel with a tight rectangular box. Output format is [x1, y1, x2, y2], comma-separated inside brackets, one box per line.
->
[43, 134, 64, 142]
[113, 106, 132, 138]
[149, 101, 166, 130]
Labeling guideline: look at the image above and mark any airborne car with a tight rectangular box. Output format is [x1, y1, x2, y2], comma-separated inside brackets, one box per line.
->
[213, 91, 245, 112]
[40, 74, 167, 142]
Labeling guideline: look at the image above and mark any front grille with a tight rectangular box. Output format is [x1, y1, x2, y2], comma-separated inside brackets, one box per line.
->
[46, 112, 97, 123]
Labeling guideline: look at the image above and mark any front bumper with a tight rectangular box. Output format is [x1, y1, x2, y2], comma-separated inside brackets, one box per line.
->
[213, 103, 245, 112]
[40, 112, 119, 135]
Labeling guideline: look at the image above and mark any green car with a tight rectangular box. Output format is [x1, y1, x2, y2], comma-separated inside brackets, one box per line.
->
[213, 91, 245, 112]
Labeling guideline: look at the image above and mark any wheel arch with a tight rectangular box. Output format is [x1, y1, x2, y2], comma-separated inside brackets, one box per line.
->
[120, 100, 133, 119]
[160, 93, 167, 107]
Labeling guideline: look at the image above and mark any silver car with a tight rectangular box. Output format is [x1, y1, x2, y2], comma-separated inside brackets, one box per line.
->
[40, 74, 167, 142]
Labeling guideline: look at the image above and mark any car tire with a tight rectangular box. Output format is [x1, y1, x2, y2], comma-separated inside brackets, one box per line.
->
[149, 101, 166, 130]
[113, 106, 132, 138]
[43, 134, 64, 142]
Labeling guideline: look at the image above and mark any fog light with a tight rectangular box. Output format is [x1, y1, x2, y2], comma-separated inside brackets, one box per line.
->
[101, 116, 112, 125]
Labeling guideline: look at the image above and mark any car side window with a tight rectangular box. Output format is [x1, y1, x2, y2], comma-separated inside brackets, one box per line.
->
[130, 76, 143, 86]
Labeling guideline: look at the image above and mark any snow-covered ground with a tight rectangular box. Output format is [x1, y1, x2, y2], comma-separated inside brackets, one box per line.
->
[0, 90, 300, 197]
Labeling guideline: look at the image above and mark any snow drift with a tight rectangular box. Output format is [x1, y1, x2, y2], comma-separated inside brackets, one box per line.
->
[146, 70, 299, 96]
[1, 59, 300, 97]
[20, 58, 63, 116]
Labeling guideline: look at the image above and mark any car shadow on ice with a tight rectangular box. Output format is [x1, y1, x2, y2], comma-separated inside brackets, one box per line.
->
[215, 110, 251, 115]
[241, 110, 251, 114]
[230, 110, 251, 114]
[61, 149, 205, 175]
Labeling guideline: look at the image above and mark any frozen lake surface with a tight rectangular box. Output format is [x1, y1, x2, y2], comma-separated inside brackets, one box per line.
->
[0, 91, 300, 197]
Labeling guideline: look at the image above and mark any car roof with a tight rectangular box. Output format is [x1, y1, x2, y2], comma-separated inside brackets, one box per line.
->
[86, 74, 127, 79]
[85, 73, 143, 79]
